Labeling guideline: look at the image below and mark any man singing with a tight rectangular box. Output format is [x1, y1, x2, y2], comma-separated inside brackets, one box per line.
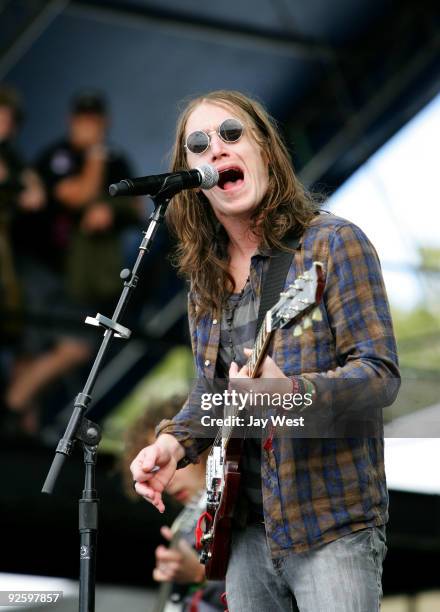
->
[131, 90, 400, 611]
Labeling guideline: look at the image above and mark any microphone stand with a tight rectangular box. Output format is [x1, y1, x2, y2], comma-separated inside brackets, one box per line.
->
[42, 188, 177, 612]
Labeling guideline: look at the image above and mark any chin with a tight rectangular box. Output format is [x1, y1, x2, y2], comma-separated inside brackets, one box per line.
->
[230, 202, 258, 217]
[217, 196, 255, 213]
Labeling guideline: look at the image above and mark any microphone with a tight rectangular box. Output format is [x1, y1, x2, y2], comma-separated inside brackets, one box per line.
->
[108, 164, 218, 197]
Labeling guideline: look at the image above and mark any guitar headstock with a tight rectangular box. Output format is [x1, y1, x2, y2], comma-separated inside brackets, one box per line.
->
[268, 261, 325, 333]
[248, 262, 325, 377]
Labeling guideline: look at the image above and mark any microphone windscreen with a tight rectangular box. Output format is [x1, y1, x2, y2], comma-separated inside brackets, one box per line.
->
[108, 180, 131, 196]
[197, 164, 219, 189]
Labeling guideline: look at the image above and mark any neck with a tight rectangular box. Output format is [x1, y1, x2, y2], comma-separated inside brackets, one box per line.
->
[220, 216, 259, 259]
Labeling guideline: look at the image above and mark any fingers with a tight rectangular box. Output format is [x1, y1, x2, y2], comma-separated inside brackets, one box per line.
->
[147, 490, 165, 513]
[130, 446, 163, 483]
[153, 562, 180, 582]
[141, 451, 160, 473]
[131, 445, 178, 514]
[138, 448, 158, 477]
[134, 480, 159, 498]
[154, 544, 190, 583]
[154, 545, 182, 580]
[160, 525, 173, 541]
[229, 360, 250, 379]
[156, 545, 182, 563]
[130, 447, 150, 481]
[134, 481, 165, 513]
[229, 361, 239, 377]
[152, 567, 167, 582]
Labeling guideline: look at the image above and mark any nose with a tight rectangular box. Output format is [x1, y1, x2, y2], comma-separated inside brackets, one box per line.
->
[208, 130, 228, 161]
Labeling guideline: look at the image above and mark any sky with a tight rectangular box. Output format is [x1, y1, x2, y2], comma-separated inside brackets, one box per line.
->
[329, 94, 440, 494]
[328, 91, 440, 311]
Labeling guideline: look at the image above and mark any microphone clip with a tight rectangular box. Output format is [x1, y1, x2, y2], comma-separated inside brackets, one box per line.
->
[85, 312, 131, 339]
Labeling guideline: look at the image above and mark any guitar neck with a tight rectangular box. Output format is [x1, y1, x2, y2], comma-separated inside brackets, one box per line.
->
[247, 316, 273, 378]
[220, 319, 273, 444]
[153, 493, 206, 612]
[153, 582, 173, 612]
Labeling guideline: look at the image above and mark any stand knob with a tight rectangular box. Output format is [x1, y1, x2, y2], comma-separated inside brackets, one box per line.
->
[120, 268, 131, 281]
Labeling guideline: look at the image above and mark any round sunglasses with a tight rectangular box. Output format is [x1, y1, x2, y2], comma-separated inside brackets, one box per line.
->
[184, 117, 244, 154]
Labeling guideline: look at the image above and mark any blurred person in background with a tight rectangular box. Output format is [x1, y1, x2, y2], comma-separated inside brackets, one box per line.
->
[33, 90, 140, 307]
[0, 83, 47, 434]
[4, 91, 139, 434]
[0, 84, 45, 338]
[122, 396, 225, 612]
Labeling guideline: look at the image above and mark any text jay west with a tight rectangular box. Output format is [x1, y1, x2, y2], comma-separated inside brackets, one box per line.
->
[201, 413, 305, 428]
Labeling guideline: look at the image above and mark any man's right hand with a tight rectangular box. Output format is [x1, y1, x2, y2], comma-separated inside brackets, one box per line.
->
[130, 434, 185, 513]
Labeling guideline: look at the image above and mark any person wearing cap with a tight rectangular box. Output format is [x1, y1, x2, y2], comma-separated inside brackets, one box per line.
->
[34, 90, 139, 305]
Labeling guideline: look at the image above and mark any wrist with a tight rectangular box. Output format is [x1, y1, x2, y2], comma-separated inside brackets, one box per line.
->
[157, 433, 185, 463]
[279, 375, 294, 396]
[291, 376, 316, 410]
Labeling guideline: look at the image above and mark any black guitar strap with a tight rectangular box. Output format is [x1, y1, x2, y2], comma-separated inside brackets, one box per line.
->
[256, 236, 301, 336]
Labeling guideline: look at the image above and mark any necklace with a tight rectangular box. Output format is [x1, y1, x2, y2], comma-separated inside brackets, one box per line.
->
[225, 277, 250, 364]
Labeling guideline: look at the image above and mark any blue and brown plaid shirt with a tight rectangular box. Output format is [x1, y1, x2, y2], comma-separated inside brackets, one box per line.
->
[157, 213, 400, 558]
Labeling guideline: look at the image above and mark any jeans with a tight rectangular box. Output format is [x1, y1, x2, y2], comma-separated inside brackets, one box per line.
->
[225, 524, 387, 612]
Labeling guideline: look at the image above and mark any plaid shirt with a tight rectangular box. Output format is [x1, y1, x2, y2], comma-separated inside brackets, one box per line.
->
[157, 212, 400, 558]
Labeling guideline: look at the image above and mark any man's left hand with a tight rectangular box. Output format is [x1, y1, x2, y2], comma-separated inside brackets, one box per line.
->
[229, 347, 292, 396]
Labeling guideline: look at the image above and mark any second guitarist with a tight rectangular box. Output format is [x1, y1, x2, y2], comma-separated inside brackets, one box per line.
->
[123, 396, 225, 612]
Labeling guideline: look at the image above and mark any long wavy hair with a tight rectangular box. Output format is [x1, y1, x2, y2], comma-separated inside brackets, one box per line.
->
[166, 90, 318, 319]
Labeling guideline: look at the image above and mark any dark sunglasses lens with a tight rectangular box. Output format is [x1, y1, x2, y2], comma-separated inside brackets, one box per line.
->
[219, 118, 243, 142]
[186, 130, 209, 154]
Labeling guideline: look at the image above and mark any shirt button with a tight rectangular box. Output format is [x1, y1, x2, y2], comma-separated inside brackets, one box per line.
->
[212, 319, 218, 325]
[204, 359, 211, 367]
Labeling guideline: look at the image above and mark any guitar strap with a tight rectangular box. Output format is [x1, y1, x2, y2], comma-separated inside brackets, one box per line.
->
[256, 235, 301, 336]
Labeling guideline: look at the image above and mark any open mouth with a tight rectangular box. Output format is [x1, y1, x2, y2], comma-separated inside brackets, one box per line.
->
[218, 166, 244, 191]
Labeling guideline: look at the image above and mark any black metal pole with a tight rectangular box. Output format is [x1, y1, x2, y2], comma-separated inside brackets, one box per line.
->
[41, 191, 174, 612]
[79, 439, 99, 612]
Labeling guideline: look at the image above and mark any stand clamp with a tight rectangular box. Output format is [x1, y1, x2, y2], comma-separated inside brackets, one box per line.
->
[85, 313, 131, 339]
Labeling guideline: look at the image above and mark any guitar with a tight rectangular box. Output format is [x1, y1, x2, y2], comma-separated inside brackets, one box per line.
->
[153, 491, 207, 612]
[195, 262, 325, 580]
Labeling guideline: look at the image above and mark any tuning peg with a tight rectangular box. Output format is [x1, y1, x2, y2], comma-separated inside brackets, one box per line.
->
[293, 325, 303, 337]
[312, 307, 323, 322]
[302, 316, 312, 329]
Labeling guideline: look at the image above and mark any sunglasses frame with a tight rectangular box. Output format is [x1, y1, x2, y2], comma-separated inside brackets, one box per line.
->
[184, 117, 244, 155]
